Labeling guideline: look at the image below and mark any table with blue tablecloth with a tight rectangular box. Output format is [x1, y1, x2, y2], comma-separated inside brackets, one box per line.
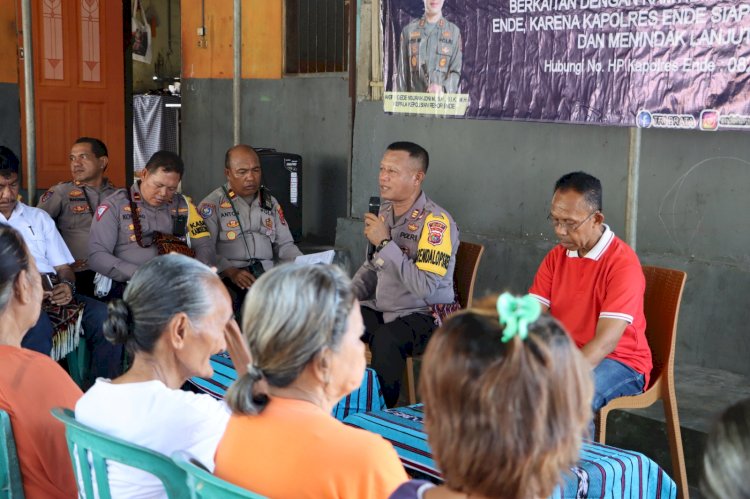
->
[344, 405, 677, 499]
[188, 352, 385, 421]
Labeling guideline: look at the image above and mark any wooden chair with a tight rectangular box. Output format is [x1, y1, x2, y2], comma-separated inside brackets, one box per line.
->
[172, 451, 268, 498]
[0, 409, 24, 499]
[595, 266, 689, 499]
[51, 408, 190, 499]
[405, 241, 485, 404]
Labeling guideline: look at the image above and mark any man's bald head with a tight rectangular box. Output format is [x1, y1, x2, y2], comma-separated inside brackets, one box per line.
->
[225, 144, 259, 169]
[224, 145, 262, 198]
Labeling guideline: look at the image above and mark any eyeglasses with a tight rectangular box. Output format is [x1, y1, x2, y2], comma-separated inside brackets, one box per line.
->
[547, 210, 598, 232]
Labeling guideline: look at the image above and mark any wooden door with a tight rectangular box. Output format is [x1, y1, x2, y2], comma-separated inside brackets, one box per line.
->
[18, 0, 126, 190]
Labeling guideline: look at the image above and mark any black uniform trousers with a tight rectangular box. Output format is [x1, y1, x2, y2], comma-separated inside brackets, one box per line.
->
[361, 306, 436, 408]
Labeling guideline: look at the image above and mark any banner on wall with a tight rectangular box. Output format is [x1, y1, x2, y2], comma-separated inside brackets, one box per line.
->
[382, 0, 750, 130]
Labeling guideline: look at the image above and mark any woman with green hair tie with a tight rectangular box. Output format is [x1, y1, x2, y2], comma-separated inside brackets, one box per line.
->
[390, 293, 593, 499]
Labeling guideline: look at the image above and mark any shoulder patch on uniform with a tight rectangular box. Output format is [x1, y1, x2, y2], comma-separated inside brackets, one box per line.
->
[39, 190, 54, 204]
[96, 205, 109, 221]
[416, 213, 453, 277]
[199, 203, 215, 219]
[187, 199, 210, 239]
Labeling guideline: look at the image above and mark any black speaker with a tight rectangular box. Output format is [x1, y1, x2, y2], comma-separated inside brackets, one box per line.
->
[256, 148, 303, 242]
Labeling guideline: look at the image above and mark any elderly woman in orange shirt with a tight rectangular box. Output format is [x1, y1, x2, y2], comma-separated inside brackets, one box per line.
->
[0, 225, 82, 498]
[215, 263, 408, 498]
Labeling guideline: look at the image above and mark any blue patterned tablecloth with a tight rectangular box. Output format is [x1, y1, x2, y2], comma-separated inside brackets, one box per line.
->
[188, 352, 385, 421]
[344, 405, 677, 499]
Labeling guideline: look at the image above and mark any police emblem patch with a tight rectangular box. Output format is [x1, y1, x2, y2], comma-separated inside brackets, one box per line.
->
[227, 231, 237, 240]
[442, 46, 449, 54]
[427, 220, 447, 246]
[408, 223, 419, 232]
[123, 206, 131, 212]
[264, 218, 273, 230]
[69, 189, 83, 197]
[128, 224, 134, 230]
[220, 201, 231, 209]
[96, 205, 108, 220]
[226, 220, 239, 229]
[411, 56, 417, 67]
[40, 190, 53, 204]
[199, 204, 214, 219]
[129, 234, 136, 242]
[71, 205, 88, 214]
[439, 57, 447, 67]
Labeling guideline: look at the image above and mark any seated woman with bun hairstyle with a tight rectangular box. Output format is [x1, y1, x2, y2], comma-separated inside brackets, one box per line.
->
[75, 254, 251, 499]
[391, 293, 593, 499]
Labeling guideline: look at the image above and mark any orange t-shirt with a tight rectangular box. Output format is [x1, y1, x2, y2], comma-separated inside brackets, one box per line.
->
[0, 345, 82, 498]
[215, 397, 408, 499]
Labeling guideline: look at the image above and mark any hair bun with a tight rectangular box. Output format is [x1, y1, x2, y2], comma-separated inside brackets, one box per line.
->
[103, 299, 135, 345]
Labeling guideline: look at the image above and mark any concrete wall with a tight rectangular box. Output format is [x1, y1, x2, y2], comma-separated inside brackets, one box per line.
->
[180, 76, 352, 243]
[337, 101, 750, 377]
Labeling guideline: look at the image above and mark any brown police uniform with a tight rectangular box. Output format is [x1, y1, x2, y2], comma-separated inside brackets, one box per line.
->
[396, 15, 462, 93]
[198, 184, 302, 274]
[88, 182, 213, 283]
[37, 179, 116, 267]
[351, 191, 458, 406]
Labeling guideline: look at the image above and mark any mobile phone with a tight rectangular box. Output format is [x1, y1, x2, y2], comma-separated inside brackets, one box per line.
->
[41, 274, 54, 292]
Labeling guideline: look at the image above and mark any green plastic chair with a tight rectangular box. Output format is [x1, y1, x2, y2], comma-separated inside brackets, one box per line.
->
[50, 408, 190, 499]
[65, 340, 90, 388]
[0, 410, 24, 498]
[172, 451, 267, 499]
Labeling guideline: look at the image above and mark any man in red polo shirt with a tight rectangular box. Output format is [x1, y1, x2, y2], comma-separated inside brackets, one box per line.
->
[529, 171, 652, 412]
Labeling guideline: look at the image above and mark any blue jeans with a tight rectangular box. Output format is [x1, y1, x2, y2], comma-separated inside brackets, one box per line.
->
[592, 358, 645, 412]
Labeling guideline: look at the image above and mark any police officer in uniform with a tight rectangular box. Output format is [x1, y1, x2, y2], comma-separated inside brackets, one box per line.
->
[88, 151, 213, 298]
[198, 145, 301, 313]
[38, 137, 116, 297]
[352, 141, 458, 407]
[396, 0, 462, 94]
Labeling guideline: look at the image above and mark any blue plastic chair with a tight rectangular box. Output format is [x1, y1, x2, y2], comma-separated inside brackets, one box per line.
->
[172, 451, 267, 499]
[51, 408, 190, 499]
[0, 410, 24, 498]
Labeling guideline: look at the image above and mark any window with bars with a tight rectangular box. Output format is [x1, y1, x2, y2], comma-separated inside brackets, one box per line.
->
[285, 0, 350, 74]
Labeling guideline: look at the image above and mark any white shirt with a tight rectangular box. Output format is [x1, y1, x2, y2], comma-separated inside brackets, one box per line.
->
[75, 379, 231, 499]
[0, 202, 74, 273]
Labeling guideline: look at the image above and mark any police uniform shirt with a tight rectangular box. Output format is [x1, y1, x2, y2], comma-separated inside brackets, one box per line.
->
[351, 192, 458, 323]
[88, 182, 213, 282]
[198, 184, 302, 273]
[37, 179, 116, 267]
[396, 15, 462, 93]
[0, 202, 74, 274]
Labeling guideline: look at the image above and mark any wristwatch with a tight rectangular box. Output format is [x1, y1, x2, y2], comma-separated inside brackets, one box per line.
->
[375, 238, 391, 253]
[59, 279, 76, 295]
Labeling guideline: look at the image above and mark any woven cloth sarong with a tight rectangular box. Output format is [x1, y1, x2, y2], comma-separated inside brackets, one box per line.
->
[343, 404, 678, 499]
[188, 352, 385, 421]
[44, 299, 84, 361]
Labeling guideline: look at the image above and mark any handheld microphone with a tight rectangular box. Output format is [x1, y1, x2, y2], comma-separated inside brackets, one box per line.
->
[366, 196, 381, 259]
